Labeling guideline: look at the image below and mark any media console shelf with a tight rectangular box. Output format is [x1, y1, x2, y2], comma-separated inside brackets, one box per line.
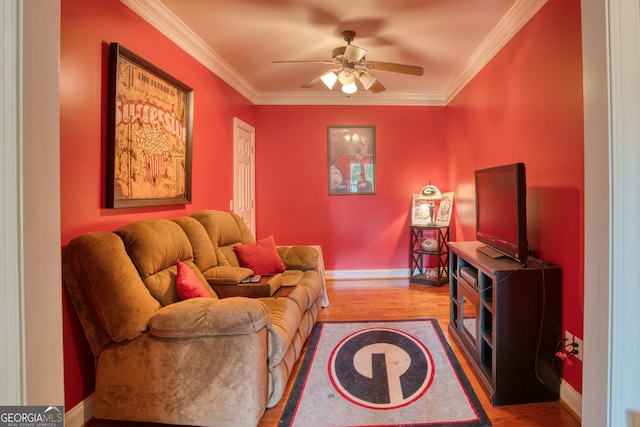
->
[448, 240, 562, 406]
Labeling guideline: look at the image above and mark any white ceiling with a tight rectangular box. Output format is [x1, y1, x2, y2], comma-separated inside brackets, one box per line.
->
[121, 0, 547, 105]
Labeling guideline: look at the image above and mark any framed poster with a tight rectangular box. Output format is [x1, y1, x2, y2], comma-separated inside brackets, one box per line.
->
[328, 125, 375, 195]
[106, 43, 194, 208]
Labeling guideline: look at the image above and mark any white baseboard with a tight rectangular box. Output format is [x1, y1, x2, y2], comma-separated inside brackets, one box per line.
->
[560, 379, 582, 422]
[326, 268, 409, 280]
[65, 393, 93, 427]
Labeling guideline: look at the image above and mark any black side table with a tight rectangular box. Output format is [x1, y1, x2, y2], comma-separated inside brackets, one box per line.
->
[409, 225, 449, 286]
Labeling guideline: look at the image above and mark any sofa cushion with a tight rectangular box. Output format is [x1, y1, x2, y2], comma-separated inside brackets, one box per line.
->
[62, 232, 162, 345]
[176, 261, 213, 300]
[281, 270, 304, 286]
[201, 265, 253, 285]
[216, 245, 240, 267]
[234, 235, 286, 275]
[258, 297, 302, 368]
[277, 246, 319, 271]
[191, 210, 255, 247]
[285, 270, 322, 311]
[148, 297, 271, 338]
[172, 216, 217, 271]
[115, 219, 216, 306]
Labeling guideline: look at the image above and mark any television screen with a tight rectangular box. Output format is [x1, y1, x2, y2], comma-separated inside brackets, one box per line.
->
[475, 163, 528, 264]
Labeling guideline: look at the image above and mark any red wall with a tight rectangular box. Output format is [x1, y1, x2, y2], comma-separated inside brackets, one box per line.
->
[446, 0, 584, 391]
[60, 0, 585, 411]
[60, 0, 255, 408]
[254, 106, 447, 270]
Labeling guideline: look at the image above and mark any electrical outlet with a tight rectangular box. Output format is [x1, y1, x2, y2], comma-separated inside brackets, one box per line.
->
[564, 330, 583, 361]
[573, 336, 583, 361]
[565, 330, 573, 344]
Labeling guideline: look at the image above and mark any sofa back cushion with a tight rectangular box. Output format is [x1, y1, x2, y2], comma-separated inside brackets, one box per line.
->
[62, 232, 162, 356]
[116, 219, 217, 306]
[172, 216, 217, 272]
[191, 210, 256, 267]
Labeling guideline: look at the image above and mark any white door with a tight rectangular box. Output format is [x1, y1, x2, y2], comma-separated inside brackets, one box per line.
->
[233, 117, 256, 235]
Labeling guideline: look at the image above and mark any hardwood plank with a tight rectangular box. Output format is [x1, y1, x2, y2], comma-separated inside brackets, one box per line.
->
[88, 279, 581, 427]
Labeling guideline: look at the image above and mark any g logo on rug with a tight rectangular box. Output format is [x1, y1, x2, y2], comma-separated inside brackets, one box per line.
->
[328, 328, 434, 409]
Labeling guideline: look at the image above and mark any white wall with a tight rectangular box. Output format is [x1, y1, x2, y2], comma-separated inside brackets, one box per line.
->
[582, 0, 640, 426]
[22, 0, 64, 405]
[0, 0, 63, 406]
[0, 0, 23, 405]
[606, 0, 640, 425]
[581, 0, 610, 425]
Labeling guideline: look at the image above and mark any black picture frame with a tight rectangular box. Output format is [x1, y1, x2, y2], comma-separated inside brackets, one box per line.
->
[327, 125, 376, 195]
[106, 43, 194, 208]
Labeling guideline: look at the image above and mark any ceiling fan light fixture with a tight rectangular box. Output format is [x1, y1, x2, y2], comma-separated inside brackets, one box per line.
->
[343, 45, 367, 62]
[320, 71, 338, 89]
[341, 81, 357, 94]
[337, 68, 355, 85]
[274, 30, 420, 96]
[358, 70, 377, 90]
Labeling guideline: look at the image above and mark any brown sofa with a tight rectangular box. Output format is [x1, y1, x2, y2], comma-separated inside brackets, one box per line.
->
[63, 210, 326, 427]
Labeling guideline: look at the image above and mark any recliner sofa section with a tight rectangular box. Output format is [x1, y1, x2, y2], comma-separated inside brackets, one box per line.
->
[62, 210, 325, 427]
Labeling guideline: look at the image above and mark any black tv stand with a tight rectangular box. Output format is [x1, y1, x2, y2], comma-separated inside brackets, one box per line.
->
[448, 240, 562, 405]
[476, 245, 506, 259]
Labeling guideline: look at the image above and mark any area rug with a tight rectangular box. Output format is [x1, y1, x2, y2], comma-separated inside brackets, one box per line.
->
[279, 319, 491, 427]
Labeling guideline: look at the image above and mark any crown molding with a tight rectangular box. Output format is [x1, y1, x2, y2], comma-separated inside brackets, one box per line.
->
[253, 90, 447, 106]
[121, 0, 546, 107]
[120, 0, 257, 103]
[442, 0, 548, 103]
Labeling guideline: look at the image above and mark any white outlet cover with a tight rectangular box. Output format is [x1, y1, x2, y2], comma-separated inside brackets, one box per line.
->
[574, 336, 583, 361]
[565, 330, 573, 343]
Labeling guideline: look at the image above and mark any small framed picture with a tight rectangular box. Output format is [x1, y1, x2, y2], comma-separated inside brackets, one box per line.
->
[411, 193, 433, 225]
[436, 192, 455, 226]
[328, 125, 375, 195]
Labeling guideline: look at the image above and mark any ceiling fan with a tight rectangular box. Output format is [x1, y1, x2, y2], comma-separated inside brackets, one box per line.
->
[273, 30, 424, 94]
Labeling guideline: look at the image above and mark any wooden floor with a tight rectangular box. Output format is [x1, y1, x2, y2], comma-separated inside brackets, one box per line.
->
[89, 279, 581, 427]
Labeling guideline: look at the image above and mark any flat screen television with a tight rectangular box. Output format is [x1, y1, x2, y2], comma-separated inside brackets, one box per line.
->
[475, 162, 528, 265]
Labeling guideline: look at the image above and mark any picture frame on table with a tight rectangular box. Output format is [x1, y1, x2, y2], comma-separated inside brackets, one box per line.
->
[435, 192, 455, 226]
[328, 125, 376, 195]
[106, 43, 194, 208]
[411, 193, 432, 225]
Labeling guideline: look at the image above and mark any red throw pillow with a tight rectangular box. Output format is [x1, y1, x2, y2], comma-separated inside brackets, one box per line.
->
[233, 235, 286, 275]
[176, 261, 211, 300]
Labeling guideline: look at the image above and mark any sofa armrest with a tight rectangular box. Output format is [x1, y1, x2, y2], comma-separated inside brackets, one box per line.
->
[277, 245, 319, 270]
[148, 297, 270, 338]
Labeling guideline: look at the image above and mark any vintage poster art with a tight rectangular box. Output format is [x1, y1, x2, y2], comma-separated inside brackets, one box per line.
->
[106, 43, 194, 208]
[328, 125, 376, 195]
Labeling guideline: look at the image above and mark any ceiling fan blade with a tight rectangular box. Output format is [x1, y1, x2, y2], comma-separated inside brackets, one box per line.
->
[301, 76, 321, 88]
[368, 80, 386, 94]
[366, 61, 424, 76]
[273, 60, 335, 65]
